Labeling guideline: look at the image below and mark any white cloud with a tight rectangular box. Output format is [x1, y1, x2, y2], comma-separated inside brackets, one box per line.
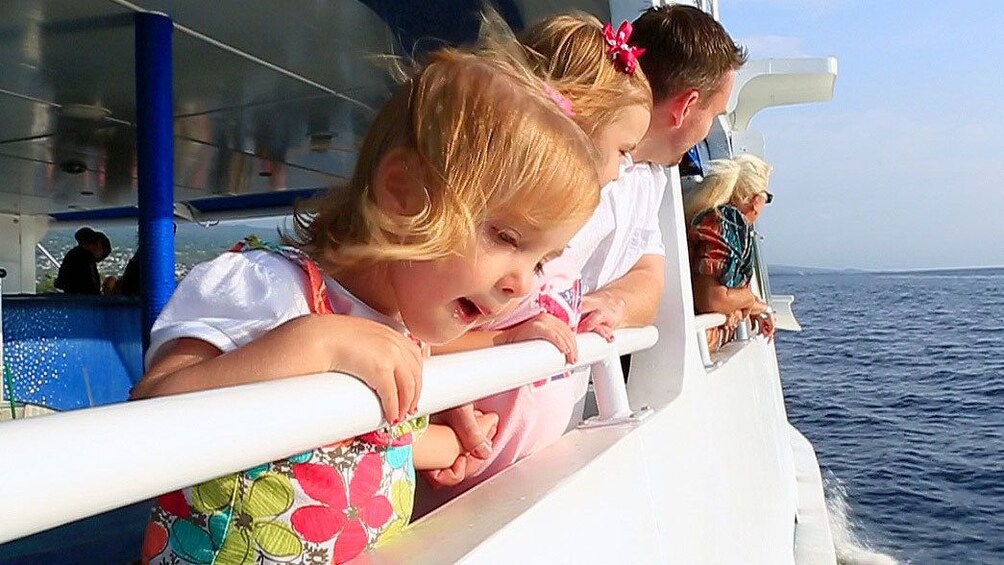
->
[739, 34, 807, 58]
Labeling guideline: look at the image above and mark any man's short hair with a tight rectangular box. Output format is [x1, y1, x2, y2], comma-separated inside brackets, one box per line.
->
[631, 5, 748, 103]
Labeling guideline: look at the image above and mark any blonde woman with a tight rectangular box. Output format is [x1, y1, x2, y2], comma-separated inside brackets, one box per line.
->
[686, 154, 775, 343]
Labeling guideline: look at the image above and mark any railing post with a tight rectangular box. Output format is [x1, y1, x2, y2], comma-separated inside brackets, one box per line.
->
[697, 330, 715, 368]
[580, 350, 652, 429]
[735, 318, 751, 341]
[592, 352, 632, 420]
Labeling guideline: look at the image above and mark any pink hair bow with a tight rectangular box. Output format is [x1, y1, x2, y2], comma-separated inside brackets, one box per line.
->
[602, 21, 646, 75]
[543, 83, 575, 117]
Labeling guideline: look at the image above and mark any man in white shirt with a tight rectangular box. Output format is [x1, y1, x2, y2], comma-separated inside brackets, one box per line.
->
[574, 4, 748, 337]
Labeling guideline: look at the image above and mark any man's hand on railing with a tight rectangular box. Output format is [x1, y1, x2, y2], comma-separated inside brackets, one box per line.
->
[421, 404, 498, 488]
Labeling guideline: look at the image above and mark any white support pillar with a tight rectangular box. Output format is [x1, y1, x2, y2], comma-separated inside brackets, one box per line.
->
[20, 215, 48, 293]
[0, 214, 47, 294]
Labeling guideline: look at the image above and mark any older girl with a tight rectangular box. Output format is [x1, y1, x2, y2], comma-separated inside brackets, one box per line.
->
[424, 13, 652, 499]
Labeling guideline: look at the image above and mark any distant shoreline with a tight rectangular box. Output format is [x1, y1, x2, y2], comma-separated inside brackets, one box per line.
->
[771, 265, 1004, 276]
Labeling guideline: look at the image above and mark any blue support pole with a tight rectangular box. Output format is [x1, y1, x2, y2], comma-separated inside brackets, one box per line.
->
[135, 12, 175, 351]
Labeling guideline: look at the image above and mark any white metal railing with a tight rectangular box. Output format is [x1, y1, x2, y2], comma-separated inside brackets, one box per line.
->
[35, 243, 61, 269]
[0, 326, 657, 543]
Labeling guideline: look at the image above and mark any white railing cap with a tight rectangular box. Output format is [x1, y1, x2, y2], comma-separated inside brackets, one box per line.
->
[694, 313, 727, 331]
[0, 327, 657, 543]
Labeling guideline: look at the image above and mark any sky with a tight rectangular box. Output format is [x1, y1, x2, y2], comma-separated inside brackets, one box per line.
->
[720, 0, 1004, 270]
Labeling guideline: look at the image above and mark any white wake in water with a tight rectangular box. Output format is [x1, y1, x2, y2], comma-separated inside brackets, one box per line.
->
[825, 475, 901, 565]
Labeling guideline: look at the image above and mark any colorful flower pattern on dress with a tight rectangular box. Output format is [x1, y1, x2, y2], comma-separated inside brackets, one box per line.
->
[142, 240, 428, 564]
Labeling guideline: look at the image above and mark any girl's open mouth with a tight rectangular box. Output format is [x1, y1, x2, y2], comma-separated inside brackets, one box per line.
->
[456, 297, 483, 323]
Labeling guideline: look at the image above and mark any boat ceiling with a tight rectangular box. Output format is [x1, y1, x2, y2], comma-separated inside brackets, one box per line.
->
[0, 0, 610, 220]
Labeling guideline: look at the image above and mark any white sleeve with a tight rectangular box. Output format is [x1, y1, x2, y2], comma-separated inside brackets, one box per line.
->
[145, 251, 312, 368]
[638, 165, 671, 257]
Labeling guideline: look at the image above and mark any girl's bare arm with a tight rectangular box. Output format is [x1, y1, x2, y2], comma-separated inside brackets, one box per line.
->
[413, 412, 499, 471]
[131, 315, 424, 425]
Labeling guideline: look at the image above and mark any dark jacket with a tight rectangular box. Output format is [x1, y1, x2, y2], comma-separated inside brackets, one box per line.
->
[54, 246, 100, 294]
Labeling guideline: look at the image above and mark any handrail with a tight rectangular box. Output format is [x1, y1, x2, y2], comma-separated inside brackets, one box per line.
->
[35, 243, 61, 269]
[0, 327, 657, 543]
[694, 313, 727, 331]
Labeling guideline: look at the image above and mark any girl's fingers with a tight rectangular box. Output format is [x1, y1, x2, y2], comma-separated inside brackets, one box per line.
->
[566, 327, 579, 363]
[578, 310, 605, 334]
[595, 324, 614, 342]
[409, 362, 422, 416]
[560, 331, 573, 363]
[403, 339, 423, 415]
[394, 364, 416, 425]
[476, 411, 500, 440]
[403, 337, 423, 376]
[373, 374, 399, 425]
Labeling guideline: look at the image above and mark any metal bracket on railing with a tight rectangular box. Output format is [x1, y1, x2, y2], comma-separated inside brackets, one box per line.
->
[697, 334, 721, 370]
[578, 352, 651, 429]
[694, 313, 727, 370]
[734, 318, 751, 341]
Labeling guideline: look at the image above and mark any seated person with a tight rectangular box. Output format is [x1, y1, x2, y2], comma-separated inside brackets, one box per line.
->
[685, 154, 776, 348]
[54, 227, 111, 295]
[115, 253, 140, 296]
[111, 224, 177, 296]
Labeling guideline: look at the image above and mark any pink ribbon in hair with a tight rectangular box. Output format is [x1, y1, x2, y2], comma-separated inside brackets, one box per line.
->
[602, 21, 646, 75]
[543, 83, 575, 117]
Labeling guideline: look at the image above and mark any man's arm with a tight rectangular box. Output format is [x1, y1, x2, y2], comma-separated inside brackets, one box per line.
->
[578, 254, 665, 338]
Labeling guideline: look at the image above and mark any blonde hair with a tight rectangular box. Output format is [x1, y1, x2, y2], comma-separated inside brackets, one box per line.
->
[287, 49, 600, 271]
[684, 154, 773, 222]
[521, 12, 652, 136]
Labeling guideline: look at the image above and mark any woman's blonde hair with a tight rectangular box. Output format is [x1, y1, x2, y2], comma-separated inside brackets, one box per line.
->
[684, 153, 773, 222]
[287, 48, 600, 271]
[521, 12, 652, 136]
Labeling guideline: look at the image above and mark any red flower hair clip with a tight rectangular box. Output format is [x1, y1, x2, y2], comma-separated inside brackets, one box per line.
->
[602, 21, 646, 75]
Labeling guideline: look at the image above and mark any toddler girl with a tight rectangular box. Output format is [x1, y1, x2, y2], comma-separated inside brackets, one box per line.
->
[133, 47, 600, 564]
[425, 13, 652, 499]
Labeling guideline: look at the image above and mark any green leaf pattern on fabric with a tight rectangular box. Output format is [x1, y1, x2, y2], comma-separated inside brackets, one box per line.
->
[253, 521, 303, 558]
[244, 473, 294, 519]
[192, 473, 237, 514]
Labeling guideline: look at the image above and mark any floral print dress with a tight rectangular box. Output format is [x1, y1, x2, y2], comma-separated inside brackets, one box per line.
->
[142, 238, 427, 564]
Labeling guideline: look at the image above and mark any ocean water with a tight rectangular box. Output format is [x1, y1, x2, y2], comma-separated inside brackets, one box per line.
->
[773, 272, 1004, 564]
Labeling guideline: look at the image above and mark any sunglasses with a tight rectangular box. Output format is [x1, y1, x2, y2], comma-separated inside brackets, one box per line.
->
[762, 192, 774, 204]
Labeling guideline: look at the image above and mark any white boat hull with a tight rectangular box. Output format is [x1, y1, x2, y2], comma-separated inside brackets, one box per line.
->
[371, 341, 830, 564]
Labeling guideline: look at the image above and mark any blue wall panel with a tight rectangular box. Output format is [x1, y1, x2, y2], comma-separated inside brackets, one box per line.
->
[2, 296, 143, 411]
